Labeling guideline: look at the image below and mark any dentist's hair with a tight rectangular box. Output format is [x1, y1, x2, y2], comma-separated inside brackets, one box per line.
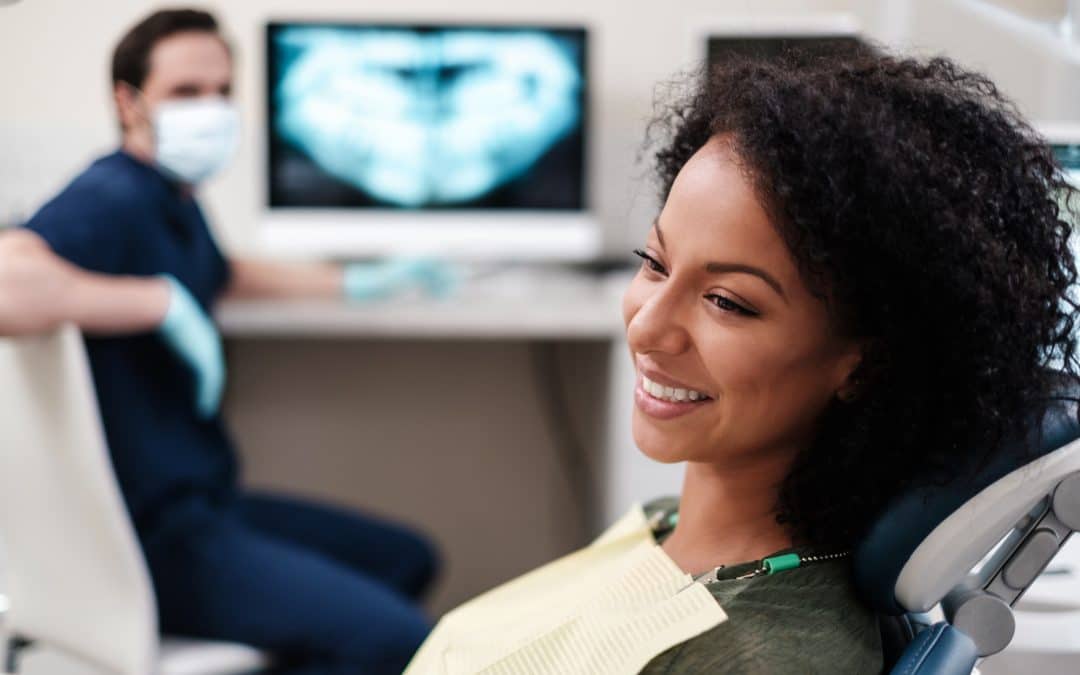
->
[647, 46, 1080, 551]
[111, 8, 226, 90]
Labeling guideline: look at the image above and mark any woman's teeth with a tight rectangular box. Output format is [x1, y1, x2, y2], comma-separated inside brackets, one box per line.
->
[641, 375, 708, 403]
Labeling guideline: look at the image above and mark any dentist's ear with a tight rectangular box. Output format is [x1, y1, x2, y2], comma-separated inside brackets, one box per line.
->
[114, 83, 137, 131]
[113, 83, 151, 134]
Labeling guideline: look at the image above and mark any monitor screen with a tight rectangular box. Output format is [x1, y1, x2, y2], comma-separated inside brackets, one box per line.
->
[1045, 132, 1080, 354]
[1053, 142, 1080, 189]
[266, 22, 587, 212]
[706, 34, 865, 66]
[1042, 123, 1080, 229]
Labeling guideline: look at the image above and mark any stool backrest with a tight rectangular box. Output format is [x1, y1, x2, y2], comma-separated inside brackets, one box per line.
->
[0, 325, 156, 674]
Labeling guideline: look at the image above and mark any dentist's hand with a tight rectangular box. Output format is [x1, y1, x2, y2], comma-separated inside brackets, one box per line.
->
[158, 275, 224, 419]
[343, 257, 459, 302]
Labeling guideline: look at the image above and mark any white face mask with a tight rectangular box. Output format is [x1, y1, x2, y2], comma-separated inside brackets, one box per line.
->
[152, 97, 239, 184]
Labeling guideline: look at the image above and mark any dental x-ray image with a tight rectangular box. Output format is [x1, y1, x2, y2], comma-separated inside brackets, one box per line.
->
[1054, 143, 1080, 189]
[267, 23, 587, 210]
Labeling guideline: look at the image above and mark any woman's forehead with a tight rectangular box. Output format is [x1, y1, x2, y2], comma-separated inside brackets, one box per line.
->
[660, 141, 793, 271]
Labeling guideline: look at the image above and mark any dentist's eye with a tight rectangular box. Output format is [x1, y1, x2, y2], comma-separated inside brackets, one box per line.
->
[705, 293, 757, 317]
[633, 249, 667, 276]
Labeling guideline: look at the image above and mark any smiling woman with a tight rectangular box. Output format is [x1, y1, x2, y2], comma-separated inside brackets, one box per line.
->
[624, 136, 860, 482]
[628, 44, 1080, 672]
[642, 46, 1080, 557]
[404, 45, 1080, 675]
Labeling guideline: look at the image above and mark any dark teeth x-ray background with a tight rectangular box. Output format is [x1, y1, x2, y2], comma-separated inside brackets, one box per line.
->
[267, 23, 587, 210]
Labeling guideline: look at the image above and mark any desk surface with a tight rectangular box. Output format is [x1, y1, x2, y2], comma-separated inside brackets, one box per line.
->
[217, 269, 631, 340]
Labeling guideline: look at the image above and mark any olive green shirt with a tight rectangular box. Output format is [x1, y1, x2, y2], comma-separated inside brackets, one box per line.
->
[638, 501, 883, 674]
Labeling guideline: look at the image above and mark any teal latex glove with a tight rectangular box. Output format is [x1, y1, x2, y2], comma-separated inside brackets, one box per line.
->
[158, 275, 225, 419]
[343, 258, 459, 302]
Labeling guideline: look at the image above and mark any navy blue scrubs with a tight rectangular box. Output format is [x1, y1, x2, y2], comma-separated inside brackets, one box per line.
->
[25, 151, 436, 674]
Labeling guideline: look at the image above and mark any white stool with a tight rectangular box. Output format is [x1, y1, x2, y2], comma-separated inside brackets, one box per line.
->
[0, 327, 272, 674]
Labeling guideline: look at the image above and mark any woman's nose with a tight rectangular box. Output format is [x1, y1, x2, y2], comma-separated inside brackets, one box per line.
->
[626, 284, 691, 356]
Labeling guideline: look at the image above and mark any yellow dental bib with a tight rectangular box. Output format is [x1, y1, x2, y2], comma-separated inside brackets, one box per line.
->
[404, 505, 727, 675]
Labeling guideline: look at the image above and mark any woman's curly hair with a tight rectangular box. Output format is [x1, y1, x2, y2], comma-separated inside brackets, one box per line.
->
[647, 45, 1080, 551]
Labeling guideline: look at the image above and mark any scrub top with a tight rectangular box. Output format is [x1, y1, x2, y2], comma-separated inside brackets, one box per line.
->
[24, 150, 236, 536]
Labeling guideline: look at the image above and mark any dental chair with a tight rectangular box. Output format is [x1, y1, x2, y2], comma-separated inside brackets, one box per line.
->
[0, 325, 271, 674]
[854, 380, 1080, 674]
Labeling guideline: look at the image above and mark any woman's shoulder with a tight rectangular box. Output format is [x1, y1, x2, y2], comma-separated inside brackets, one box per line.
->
[640, 559, 883, 674]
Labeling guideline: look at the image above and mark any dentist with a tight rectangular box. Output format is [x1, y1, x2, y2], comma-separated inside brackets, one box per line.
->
[0, 9, 438, 674]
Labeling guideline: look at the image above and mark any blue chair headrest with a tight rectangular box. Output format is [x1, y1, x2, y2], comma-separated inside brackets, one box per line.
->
[853, 382, 1080, 615]
[890, 622, 977, 675]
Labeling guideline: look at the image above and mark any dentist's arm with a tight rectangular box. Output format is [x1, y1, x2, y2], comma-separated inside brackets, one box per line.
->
[223, 258, 344, 300]
[0, 230, 223, 417]
[0, 229, 170, 335]
[224, 257, 458, 302]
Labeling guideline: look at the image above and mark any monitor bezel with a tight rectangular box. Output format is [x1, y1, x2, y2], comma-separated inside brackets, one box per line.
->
[260, 19, 596, 261]
[1038, 121, 1080, 147]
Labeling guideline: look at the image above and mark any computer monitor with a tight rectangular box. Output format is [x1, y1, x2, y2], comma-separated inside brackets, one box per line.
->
[262, 21, 595, 260]
[693, 13, 864, 69]
[1043, 122, 1080, 189]
[1038, 122, 1080, 355]
[1041, 121, 1080, 255]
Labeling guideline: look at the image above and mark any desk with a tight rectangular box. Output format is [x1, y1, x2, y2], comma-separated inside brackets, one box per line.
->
[216, 273, 623, 340]
[215, 269, 683, 612]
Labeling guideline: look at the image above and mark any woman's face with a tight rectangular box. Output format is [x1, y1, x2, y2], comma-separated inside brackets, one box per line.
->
[623, 137, 862, 467]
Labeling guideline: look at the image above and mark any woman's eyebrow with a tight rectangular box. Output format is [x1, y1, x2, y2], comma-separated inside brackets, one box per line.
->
[653, 219, 786, 301]
[704, 262, 787, 302]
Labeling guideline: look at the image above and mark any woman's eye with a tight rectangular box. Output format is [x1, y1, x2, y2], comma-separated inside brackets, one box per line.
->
[706, 293, 757, 317]
[632, 249, 666, 275]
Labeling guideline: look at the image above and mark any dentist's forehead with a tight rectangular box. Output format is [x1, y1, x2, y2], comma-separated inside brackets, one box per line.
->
[145, 31, 231, 88]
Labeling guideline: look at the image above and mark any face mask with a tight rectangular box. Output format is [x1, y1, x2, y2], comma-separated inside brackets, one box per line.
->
[152, 97, 239, 184]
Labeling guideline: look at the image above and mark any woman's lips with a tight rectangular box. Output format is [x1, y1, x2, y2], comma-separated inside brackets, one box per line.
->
[634, 375, 713, 420]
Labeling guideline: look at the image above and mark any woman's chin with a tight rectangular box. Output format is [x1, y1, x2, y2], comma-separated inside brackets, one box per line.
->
[632, 415, 694, 464]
